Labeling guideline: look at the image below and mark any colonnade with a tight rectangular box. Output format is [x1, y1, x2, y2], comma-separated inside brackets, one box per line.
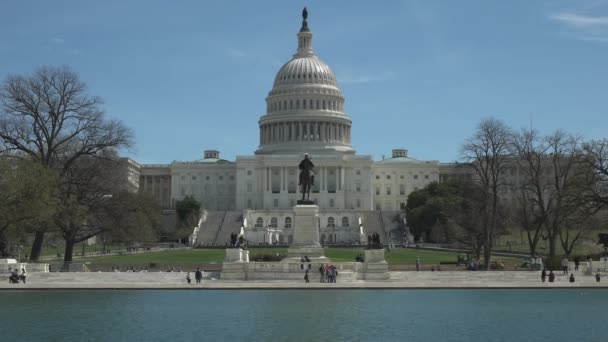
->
[261, 166, 346, 193]
[259, 121, 351, 145]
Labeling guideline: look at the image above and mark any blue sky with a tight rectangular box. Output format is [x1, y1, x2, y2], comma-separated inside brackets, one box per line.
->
[1, 0, 607, 164]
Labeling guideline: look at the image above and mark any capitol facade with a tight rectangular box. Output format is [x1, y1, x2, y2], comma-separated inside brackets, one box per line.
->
[134, 11, 471, 245]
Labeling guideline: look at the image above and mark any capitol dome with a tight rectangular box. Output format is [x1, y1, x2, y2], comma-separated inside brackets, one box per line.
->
[255, 8, 354, 155]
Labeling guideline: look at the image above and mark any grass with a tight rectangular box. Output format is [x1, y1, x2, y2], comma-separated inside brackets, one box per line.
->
[73, 247, 523, 266]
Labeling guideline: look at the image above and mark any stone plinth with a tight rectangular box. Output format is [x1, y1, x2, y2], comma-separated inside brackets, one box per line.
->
[222, 248, 250, 280]
[0, 259, 49, 273]
[224, 248, 250, 263]
[287, 205, 326, 260]
[360, 249, 389, 280]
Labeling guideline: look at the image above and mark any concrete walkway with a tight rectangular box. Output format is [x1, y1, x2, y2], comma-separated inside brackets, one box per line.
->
[1, 270, 607, 289]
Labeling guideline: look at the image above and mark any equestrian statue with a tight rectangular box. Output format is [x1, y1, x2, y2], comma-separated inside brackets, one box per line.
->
[298, 153, 315, 203]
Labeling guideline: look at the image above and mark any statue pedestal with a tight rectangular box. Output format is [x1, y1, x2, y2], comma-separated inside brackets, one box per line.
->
[222, 248, 250, 280]
[360, 249, 389, 280]
[286, 205, 326, 260]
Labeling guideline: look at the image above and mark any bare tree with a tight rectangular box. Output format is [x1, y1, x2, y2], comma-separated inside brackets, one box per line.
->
[55, 155, 158, 265]
[461, 118, 512, 269]
[0, 66, 133, 260]
[582, 139, 608, 209]
[510, 128, 549, 256]
[0, 159, 57, 257]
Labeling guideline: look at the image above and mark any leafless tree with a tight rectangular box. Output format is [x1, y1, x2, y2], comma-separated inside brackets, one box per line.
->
[510, 128, 548, 256]
[55, 155, 158, 265]
[582, 139, 608, 209]
[461, 118, 512, 269]
[0, 66, 133, 260]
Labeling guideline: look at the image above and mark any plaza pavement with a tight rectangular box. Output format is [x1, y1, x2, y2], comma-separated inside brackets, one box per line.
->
[1, 270, 607, 289]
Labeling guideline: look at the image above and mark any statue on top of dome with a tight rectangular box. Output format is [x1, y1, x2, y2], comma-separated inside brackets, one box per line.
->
[300, 7, 310, 32]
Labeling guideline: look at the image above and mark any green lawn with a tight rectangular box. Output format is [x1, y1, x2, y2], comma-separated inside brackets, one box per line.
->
[74, 247, 522, 266]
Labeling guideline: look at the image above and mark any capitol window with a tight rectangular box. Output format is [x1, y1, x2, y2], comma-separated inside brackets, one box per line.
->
[270, 217, 278, 227]
[206, 176, 210, 180]
[296, 99, 299, 109]
[386, 175, 391, 180]
[375, 175, 380, 180]
[247, 170, 252, 176]
[375, 187, 380, 195]
[425, 174, 429, 180]
[255, 217, 263, 227]
[400, 175, 404, 179]
[342, 217, 349, 227]
[414, 175, 418, 180]
[219, 176, 224, 181]
[192, 176, 196, 180]
[327, 217, 335, 227]
[273, 199, 278, 208]
[329, 199, 334, 207]
[386, 187, 391, 196]
[284, 217, 292, 228]
[356, 170, 361, 175]
[303, 100, 306, 109]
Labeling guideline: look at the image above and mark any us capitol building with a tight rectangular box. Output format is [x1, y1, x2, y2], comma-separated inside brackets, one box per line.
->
[132, 10, 471, 245]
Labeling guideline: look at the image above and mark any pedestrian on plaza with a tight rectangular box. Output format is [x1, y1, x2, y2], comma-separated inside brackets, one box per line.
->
[319, 264, 325, 283]
[19, 268, 26, 284]
[561, 256, 569, 275]
[186, 272, 191, 284]
[574, 256, 580, 271]
[596, 272, 601, 283]
[195, 268, 203, 284]
[541, 268, 547, 283]
[569, 273, 575, 283]
[416, 256, 420, 272]
[548, 270, 555, 283]
[586, 256, 592, 273]
[304, 269, 310, 283]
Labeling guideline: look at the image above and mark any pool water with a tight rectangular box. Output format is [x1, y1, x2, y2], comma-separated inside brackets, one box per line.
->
[0, 289, 604, 342]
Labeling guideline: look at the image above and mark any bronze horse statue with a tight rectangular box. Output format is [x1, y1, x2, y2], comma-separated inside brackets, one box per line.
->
[298, 154, 314, 202]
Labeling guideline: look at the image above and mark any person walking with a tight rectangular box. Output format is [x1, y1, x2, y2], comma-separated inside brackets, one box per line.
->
[416, 256, 421, 272]
[319, 264, 325, 283]
[541, 268, 547, 283]
[19, 268, 26, 284]
[574, 256, 580, 271]
[304, 269, 310, 283]
[561, 256, 569, 275]
[195, 268, 203, 284]
[596, 272, 601, 283]
[548, 270, 555, 283]
[186, 272, 191, 284]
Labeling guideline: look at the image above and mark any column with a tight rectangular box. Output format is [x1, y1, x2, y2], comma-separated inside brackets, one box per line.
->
[315, 122, 319, 141]
[306, 121, 311, 141]
[266, 167, 270, 192]
[337, 167, 341, 191]
[341, 167, 345, 191]
[280, 167, 284, 192]
[299, 122, 303, 141]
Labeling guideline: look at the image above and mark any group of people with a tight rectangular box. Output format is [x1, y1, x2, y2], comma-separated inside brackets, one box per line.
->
[541, 268, 577, 283]
[185, 268, 205, 284]
[8, 268, 26, 284]
[317, 264, 338, 283]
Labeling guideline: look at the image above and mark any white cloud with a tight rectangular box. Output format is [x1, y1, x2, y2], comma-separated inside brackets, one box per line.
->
[550, 13, 608, 27]
[227, 48, 247, 58]
[50, 37, 64, 44]
[550, 12, 608, 43]
[339, 71, 394, 85]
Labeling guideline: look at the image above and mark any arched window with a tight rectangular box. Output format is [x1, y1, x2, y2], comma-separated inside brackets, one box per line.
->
[296, 99, 299, 109]
[255, 217, 263, 227]
[327, 217, 335, 228]
[270, 217, 278, 227]
[342, 217, 349, 227]
[303, 99, 306, 109]
[284, 217, 292, 228]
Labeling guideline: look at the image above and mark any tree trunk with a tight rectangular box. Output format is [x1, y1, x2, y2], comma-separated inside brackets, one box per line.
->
[549, 235, 557, 257]
[29, 230, 45, 261]
[63, 238, 75, 264]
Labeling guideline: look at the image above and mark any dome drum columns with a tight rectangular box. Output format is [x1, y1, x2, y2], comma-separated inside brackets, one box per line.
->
[259, 121, 352, 146]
